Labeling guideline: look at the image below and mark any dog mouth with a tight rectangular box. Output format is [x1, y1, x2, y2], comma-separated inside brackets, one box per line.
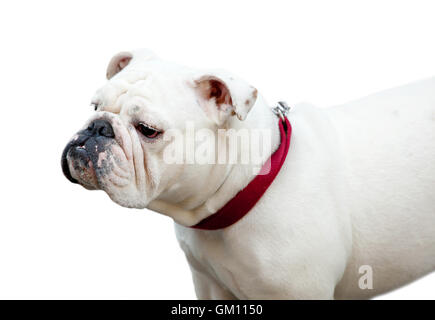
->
[62, 118, 120, 189]
[61, 136, 100, 189]
[61, 145, 79, 184]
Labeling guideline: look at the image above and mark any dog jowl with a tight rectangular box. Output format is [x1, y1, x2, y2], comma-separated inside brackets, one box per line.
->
[62, 118, 118, 188]
[61, 109, 152, 209]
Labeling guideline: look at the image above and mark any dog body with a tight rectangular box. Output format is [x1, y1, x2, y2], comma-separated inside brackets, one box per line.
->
[176, 78, 435, 299]
[62, 50, 435, 299]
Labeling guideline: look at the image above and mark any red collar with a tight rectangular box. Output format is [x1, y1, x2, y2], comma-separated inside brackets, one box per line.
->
[191, 116, 292, 230]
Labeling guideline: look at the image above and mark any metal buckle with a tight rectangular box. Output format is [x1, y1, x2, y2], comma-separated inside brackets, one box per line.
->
[272, 101, 291, 121]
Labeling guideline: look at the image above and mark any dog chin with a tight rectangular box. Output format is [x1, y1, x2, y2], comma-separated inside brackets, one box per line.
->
[103, 186, 150, 210]
[66, 147, 100, 190]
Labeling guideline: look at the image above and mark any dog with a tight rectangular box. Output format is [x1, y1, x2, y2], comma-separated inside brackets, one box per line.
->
[61, 49, 435, 299]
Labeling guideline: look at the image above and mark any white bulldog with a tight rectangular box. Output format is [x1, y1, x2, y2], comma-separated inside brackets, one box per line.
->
[61, 49, 435, 299]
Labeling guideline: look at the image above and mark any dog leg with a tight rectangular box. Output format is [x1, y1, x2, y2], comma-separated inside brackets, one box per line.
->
[190, 269, 237, 300]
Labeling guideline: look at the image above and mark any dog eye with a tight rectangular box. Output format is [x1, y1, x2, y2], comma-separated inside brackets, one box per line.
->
[136, 123, 161, 139]
[91, 102, 99, 111]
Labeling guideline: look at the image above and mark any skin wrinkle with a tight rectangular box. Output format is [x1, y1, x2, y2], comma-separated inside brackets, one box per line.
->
[109, 157, 131, 185]
[108, 175, 128, 188]
[100, 116, 134, 190]
[128, 122, 156, 199]
[154, 159, 186, 203]
[125, 94, 168, 132]
[175, 160, 236, 215]
[112, 163, 130, 180]
[141, 139, 154, 191]
[202, 164, 235, 214]
[127, 124, 143, 193]
[117, 121, 133, 163]
[114, 91, 129, 111]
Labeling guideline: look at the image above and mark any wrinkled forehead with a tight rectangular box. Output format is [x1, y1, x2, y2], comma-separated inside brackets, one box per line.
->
[92, 60, 195, 116]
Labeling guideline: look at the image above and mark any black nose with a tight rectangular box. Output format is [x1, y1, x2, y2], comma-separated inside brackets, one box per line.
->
[86, 119, 115, 138]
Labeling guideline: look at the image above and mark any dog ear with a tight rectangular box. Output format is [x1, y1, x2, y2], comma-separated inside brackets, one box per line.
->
[106, 49, 156, 79]
[193, 72, 258, 125]
[106, 52, 133, 79]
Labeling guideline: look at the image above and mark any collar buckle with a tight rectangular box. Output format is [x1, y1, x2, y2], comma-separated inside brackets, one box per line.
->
[272, 101, 291, 121]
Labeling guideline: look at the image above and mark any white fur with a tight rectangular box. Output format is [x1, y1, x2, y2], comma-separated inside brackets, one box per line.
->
[68, 50, 435, 299]
[177, 77, 435, 299]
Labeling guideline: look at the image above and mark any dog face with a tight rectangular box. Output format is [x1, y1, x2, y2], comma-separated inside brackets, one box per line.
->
[61, 49, 258, 215]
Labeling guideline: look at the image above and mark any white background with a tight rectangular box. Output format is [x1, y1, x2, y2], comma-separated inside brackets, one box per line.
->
[0, 0, 434, 299]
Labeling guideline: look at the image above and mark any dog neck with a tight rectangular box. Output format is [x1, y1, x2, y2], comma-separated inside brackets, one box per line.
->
[148, 95, 281, 227]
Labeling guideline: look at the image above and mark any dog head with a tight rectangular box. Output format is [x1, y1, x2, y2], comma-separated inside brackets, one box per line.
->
[61, 49, 259, 222]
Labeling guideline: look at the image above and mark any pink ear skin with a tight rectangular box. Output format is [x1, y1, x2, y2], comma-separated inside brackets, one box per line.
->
[194, 75, 258, 123]
[106, 52, 133, 79]
[196, 78, 232, 108]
